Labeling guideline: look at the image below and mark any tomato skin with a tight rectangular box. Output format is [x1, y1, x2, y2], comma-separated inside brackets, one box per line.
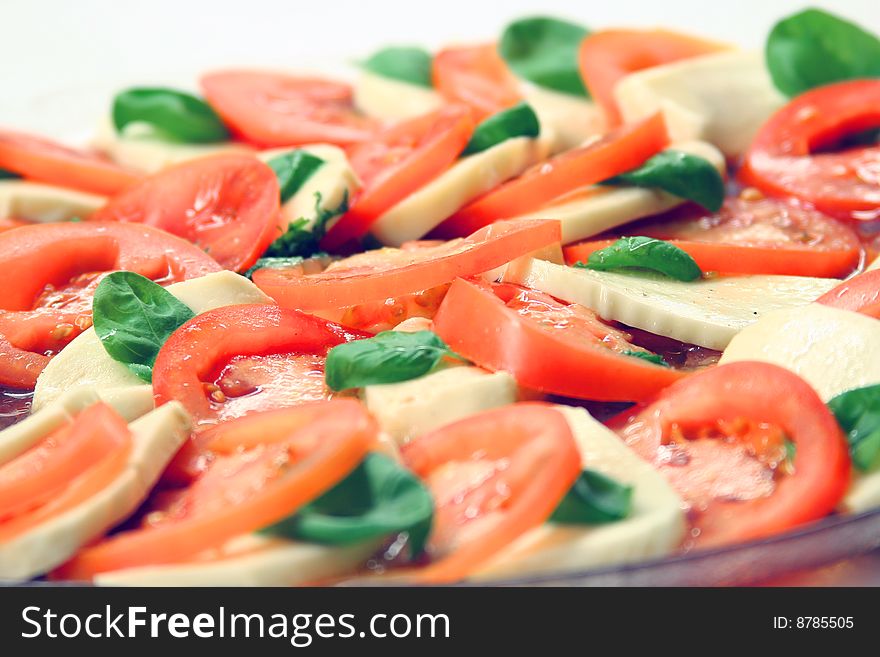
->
[433, 112, 669, 238]
[402, 403, 581, 583]
[91, 154, 280, 272]
[817, 268, 880, 319]
[432, 44, 521, 120]
[320, 105, 475, 251]
[740, 80, 880, 218]
[0, 130, 141, 196]
[578, 29, 727, 126]
[200, 70, 377, 147]
[255, 218, 560, 311]
[613, 362, 850, 547]
[432, 278, 686, 401]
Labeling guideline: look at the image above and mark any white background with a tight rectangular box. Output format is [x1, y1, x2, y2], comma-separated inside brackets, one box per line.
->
[1, 0, 878, 136]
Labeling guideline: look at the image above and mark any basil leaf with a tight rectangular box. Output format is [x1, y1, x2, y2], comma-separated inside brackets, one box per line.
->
[575, 236, 703, 282]
[621, 350, 669, 368]
[264, 190, 348, 258]
[461, 102, 541, 156]
[827, 384, 880, 471]
[112, 87, 229, 143]
[362, 46, 433, 87]
[766, 8, 880, 97]
[0, 168, 21, 180]
[325, 330, 464, 391]
[243, 256, 305, 280]
[499, 16, 590, 97]
[604, 150, 724, 212]
[262, 453, 433, 556]
[784, 438, 797, 465]
[92, 271, 195, 383]
[267, 150, 325, 204]
[551, 469, 633, 525]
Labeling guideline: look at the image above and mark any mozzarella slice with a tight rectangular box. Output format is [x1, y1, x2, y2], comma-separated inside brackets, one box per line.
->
[94, 534, 380, 587]
[614, 50, 785, 157]
[842, 472, 880, 515]
[258, 144, 360, 232]
[370, 136, 550, 246]
[502, 258, 837, 350]
[364, 366, 518, 446]
[505, 140, 725, 244]
[520, 83, 606, 152]
[92, 118, 249, 173]
[0, 180, 105, 222]
[0, 402, 190, 580]
[33, 271, 273, 411]
[354, 71, 442, 120]
[472, 406, 685, 580]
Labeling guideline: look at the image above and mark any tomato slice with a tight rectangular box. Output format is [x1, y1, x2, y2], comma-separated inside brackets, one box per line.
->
[564, 197, 862, 277]
[0, 130, 141, 196]
[55, 400, 375, 580]
[432, 43, 521, 120]
[433, 112, 669, 238]
[91, 154, 279, 271]
[817, 268, 880, 319]
[0, 222, 221, 388]
[433, 278, 685, 401]
[402, 403, 581, 583]
[578, 29, 727, 126]
[740, 80, 880, 219]
[0, 402, 131, 542]
[320, 105, 475, 251]
[612, 362, 850, 547]
[0, 217, 29, 234]
[200, 70, 377, 147]
[255, 218, 560, 311]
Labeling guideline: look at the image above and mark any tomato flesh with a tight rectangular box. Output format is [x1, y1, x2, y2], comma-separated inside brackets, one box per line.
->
[432, 44, 521, 120]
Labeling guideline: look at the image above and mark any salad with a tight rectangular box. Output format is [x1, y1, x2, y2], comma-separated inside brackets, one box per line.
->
[0, 7, 878, 586]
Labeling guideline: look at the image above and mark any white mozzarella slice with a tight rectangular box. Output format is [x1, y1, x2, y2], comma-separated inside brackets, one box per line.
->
[520, 83, 606, 152]
[502, 258, 837, 350]
[370, 136, 549, 246]
[842, 472, 880, 515]
[472, 406, 685, 580]
[0, 402, 190, 580]
[0, 180, 105, 222]
[614, 50, 785, 157]
[33, 271, 273, 411]
[354, 71, 442, 120]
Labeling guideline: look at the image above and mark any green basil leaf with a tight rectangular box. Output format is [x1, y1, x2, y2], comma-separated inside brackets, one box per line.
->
[92, 271, 195, 383]
[784, 438, 797, 465]
[112, 87, 229, 143]
[243, 256, 305, 280]
[325, 330, 464, 391]
[264, 190, 348, 259]
[575, 236, 703, 282]
[498, 16, 590, 97]
[361, 46, 433, 87]
[0, 168, 21, 180]
[827, 384, 880, 471]
[766, 8, 880, 97]
[551, 469, 633, 525]
[262, 453, 434, 556]
[621, 350, 669, 368]
[604, 150, 724, 212]
[267, 150, 325, 204]
[461, 102, 541, 156]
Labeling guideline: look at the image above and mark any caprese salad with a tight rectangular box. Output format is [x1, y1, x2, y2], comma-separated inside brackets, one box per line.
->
[0, 7, 879, 586]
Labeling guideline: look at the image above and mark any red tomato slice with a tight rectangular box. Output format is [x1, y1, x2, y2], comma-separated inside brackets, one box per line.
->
[320, 105, 475, 251]
[200, 70, 377, 147]
[433, 112, 669, 238]
[432, 44, 522, 120]
[256, 218, 560, 311]
[0, 218, 29, 234]
[817, 268, 880, 319]
[55, 400, 375, 580]
[578, 29, 727, 126]
[91, 154, 279, 271]
[0, 222, 221, 388]
[0, 130, 141, 195]
[612, 362, 850, 547]
[433, 278, 686, 401]
[740, 80, 880, 219]
[564, 197, 862, 277]
[402, 403, 581, 583]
